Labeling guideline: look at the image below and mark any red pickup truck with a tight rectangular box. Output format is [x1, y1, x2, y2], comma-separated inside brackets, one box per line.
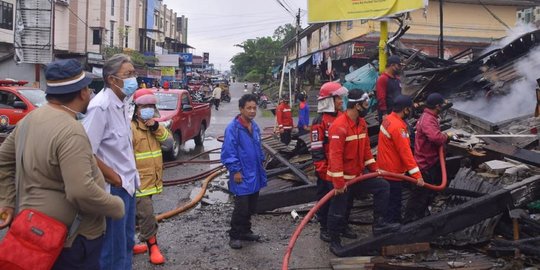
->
[0, 79, 46, 128]
[150, 89, 211, 160]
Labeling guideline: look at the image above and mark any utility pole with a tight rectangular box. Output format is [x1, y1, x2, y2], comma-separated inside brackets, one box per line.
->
[293, 8, 300, 102]
[439, 0, 444, 59]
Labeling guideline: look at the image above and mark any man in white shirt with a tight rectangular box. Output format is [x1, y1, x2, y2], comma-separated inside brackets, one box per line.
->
[82, 54, 140, 270]
[212, 84, 222, 110]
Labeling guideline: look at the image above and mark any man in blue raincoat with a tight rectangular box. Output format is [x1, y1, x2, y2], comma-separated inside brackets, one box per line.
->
[221, 94, 268, 249]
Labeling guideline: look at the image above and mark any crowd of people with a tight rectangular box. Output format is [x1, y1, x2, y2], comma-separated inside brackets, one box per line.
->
[0, 53, 453, 269]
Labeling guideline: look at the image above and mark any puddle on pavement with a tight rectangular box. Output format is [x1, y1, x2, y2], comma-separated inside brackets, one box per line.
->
[178, 137, 223, 161]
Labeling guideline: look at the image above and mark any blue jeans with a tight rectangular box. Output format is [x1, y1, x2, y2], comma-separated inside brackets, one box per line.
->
[100, 187, 136, 270]
[53, 235, 103, 270]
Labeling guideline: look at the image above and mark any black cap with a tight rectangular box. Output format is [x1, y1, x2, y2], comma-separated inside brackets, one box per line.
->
[45, 59, 92, 94]
[393, 95, 413, 110]
[387, 55, 401, 66]
[426, 93, 445, 108]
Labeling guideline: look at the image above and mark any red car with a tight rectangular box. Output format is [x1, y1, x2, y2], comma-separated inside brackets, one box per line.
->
[149, 89, 212, 160]
[0, 79, 46, 127]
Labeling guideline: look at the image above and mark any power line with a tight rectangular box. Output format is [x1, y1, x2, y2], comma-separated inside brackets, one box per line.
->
[190, 19, 289, 34]
[274, 0, 295, 17]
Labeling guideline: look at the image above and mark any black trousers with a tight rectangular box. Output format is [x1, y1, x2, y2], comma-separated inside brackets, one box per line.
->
[280, 129, 292, 145]
[229, 192, 259, 239]
[327, 177, 389, 237]
[403, 163, 442, 223]
[316, 176, 333, 231]
[385, 180, 403, 223]
[214, 98, 220, 110]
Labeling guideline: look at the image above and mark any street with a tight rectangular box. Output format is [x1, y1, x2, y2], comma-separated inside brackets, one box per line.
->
[133, 82, 340, 270]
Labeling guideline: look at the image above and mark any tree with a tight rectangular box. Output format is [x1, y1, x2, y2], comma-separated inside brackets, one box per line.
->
[231, 24, 297, 83]
[273, 23, 297, 44]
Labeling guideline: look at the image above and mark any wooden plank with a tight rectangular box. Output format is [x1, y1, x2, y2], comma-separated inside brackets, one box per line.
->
[381, 243, 430, 256]
[257, 184, 317, 213]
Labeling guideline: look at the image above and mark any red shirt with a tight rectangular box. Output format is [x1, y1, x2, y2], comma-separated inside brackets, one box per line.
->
[327, 113, 378, 189]
[377, 112, 421, 181]
[276, 102, 293, 128]
[414, 109, 448, 170]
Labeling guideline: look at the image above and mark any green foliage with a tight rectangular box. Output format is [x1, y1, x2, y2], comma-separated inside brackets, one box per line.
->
[230, 24, 297, 83]
[243, 70, 263, 82]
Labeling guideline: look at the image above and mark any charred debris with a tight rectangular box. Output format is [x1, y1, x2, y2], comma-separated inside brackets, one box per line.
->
[258, 29, 540, 267]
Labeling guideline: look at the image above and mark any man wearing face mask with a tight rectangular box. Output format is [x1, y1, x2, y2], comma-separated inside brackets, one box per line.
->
[326, 90, 398, 254]
[130, 89, 172, 264]
[404, 93, 451, 223]
[377, 95, 424, 225]
[0, 59, 125, 269]
[376, 55, 403, 123]
[82, 54, 141, 270]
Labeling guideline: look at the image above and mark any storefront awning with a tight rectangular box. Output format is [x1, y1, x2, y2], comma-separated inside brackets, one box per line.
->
[284, 55, 311, 73]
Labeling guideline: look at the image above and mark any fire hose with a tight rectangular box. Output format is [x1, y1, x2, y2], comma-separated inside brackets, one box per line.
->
[156, 167, 226, 222]
[281, 146, 447, 270]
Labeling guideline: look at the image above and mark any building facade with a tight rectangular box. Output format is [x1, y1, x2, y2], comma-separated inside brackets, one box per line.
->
[285, 0, 534, 67]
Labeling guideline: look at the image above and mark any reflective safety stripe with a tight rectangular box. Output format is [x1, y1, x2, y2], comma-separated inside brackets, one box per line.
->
[345, 133, 367, 141]
[327, 171, 344, 177]
[156, 129, 169, 142]
[135, 150, 162, 160]
[344, 174, 356, 180]
[283, 109, 292, 112]
[283, 126, 293, 129]
[380, 125, 391, 139]
[311, 141, 323, 149]
[136, 185, 163, 197]
[331, 135, 340, 139]
[408, 167, 420, 175]
[365, 159, 375, 166]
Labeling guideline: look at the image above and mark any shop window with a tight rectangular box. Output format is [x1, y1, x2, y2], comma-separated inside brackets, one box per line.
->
[0, 1, 13, 30]
[92, 29, 101, 45]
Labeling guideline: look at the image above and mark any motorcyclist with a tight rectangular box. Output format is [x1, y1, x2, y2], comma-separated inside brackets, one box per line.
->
[244, 82, 248, 92]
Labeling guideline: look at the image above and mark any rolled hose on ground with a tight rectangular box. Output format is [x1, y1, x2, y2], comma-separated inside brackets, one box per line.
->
[281, 146, 447, 270]
[156, 166, 226, 222]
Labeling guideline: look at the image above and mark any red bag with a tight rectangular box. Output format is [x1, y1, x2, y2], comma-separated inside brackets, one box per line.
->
[0, 209, 67, 270]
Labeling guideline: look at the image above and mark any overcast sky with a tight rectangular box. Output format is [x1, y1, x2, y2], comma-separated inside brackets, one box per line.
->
[163, 0, 308, 71]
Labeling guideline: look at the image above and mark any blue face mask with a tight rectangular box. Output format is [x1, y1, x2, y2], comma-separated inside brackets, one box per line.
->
[139, 107, 155, 120]
[121, 77, 138, 97]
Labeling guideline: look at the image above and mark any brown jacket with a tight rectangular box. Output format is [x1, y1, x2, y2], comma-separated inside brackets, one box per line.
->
[0, 106, 124, 247]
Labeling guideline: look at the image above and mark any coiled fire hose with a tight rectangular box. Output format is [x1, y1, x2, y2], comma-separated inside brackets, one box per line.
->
[282, 146, 447, 270]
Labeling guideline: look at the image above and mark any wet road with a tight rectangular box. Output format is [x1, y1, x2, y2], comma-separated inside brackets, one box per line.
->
[133, 83, 338, 269]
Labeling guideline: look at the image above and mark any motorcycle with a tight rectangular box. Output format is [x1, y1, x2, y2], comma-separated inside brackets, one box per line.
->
[222, 91, 231, 103]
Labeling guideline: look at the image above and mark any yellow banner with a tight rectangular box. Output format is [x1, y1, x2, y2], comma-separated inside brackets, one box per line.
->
[308, 0, 427, 23]
[161, 67, 175, 77]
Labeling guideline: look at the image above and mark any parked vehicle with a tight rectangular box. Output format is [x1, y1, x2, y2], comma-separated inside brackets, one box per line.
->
[0, 79, 46, 126]
[150, 89, 212, 160]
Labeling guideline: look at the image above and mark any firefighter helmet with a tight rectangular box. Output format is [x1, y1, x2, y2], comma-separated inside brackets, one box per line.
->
[317, 82, 348, 100]
[133, 89, 157, 105]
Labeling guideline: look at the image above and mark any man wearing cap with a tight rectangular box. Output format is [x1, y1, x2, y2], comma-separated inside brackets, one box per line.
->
[404, 93, 451, 222]
[376, 55, 403, 123]
[326, 90, 398, 254]
[377, 95, 424, 224]
[0, 59, 125, 269]
[82, 54, 140, 270]
[276, 95, 293, 145]
[131, 89, 172, 265]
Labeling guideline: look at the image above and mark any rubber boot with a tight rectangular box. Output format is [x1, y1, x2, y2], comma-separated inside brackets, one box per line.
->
[133, 243, 148, 255]
[147, 236, 165, 265]
[329, 234, 342, 256]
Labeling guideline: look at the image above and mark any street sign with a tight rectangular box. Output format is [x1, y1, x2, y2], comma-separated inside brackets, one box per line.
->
[14, 0, 54, 64]
[308, 0, 427, 23]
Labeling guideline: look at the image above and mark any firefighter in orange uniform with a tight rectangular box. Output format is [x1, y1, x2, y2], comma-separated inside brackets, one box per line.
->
[310, 82, 348, 242]
[326, 90, 399, 254]
[377, 95, 424, 224]
[276, 95, 293, 145]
